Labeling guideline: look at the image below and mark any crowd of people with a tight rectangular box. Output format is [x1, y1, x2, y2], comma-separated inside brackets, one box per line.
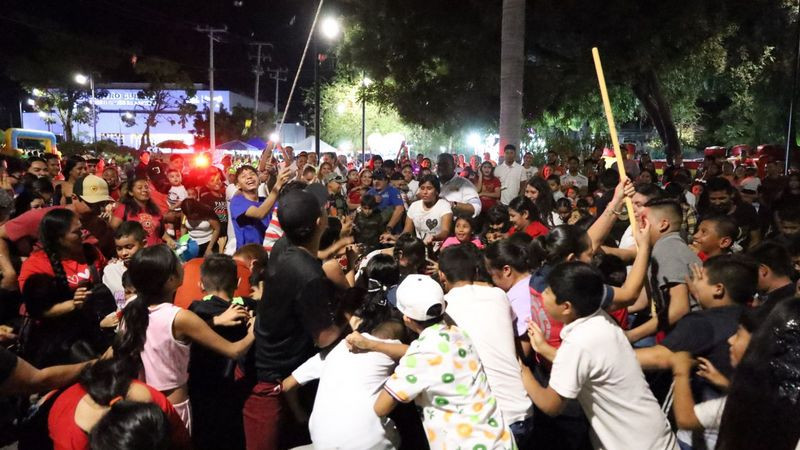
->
[0, 141, 798, 450]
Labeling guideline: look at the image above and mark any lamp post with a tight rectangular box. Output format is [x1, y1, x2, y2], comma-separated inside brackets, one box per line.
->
[361, 76, 372, 167]
[315, 16, 340, 158]
[75, 73, 97, 149]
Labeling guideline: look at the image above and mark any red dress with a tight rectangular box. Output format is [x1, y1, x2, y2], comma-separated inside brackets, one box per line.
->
[479, 176, 501, 212]
[48, 381, 191, 450]
[509, 221, 549, 238]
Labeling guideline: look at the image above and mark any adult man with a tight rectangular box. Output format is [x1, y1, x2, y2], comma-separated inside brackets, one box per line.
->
[749, 242, 796, 305]
[437, 153, 482, 218]
[494, 144, 526, 205]
[700, 177, 760, 250]
[541, 150, 564, 179]
[43, 154, 61, 180]
[102, 166, 121, 201]
[366, 169, 405, 233]
[246, 188, 342, 450]
[0, 174, 116, 289]
[560, 156, 589, 193]
[27, 157, 48, 178]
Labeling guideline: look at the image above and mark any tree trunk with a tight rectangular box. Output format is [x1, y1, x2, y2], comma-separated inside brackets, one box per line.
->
[499, 0, 526, 155]
[632, 69, 681, 164]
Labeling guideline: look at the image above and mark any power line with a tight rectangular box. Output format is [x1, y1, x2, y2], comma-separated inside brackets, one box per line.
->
[249, 42, 273, 125]
[196, 25, 228, 153]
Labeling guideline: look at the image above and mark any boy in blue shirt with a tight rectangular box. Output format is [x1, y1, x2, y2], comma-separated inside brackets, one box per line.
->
[366, 169, 405, 234]
[230, 165, 289, 249]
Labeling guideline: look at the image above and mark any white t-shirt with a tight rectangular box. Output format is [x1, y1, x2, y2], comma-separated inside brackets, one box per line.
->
[101, 259, 127, 310]
[407, 199, 452, 241]
[549, 310, 678, 450]
[292, 334, 401, 450]
[523, 165, 539, 181]
[407, 180, 420, 201]
[560, 173, 589, 190]
[677, 396, 725, 450]
[445, 284, 533, 424]
[440, 176, 482, 218]
[167, 185, 188, 210]
[494, 162, 526, 205]
[185, 219, 214, 245]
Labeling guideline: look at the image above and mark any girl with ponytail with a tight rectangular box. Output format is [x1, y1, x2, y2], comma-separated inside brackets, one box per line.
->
[281, 253, 405, 449]
[117, 245, 254, 433]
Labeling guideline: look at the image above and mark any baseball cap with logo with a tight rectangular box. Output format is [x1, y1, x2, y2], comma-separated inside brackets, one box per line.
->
[73, 175, 114, 204]
[396, 274, 445, 322]
[323, 173, 346, 184]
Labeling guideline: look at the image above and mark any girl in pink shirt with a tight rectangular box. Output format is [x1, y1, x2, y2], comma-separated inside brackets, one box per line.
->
[441, 214, 484, 250]
[117, 245, 254, 433]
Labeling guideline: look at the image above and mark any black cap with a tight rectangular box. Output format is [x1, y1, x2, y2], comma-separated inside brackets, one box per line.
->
[373, 169, 388, 180]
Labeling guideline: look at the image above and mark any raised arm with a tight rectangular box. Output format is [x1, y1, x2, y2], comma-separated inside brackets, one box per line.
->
[244, 167, 290, 220]
[588, 178, 633, 253]
[608, 218, 651, 310]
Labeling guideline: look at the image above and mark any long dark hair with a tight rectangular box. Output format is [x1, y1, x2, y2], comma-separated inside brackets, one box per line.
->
[89, 401, 170, 450]
[122, 177, 161, 216]
[717, 299, 800, 450]
[527, 176, 555, 227]
[63, 155, 86, 181]
[528, 224, 590, 270]
[354, 254, 399, 333]
[14, 176, 54, 218]
[39, 208, 78, 295]
[115, 246, 180, 365]
[509, 196, 543, 225]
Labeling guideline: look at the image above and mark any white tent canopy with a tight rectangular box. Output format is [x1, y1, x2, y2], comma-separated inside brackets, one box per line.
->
[287, 136, 341, 154]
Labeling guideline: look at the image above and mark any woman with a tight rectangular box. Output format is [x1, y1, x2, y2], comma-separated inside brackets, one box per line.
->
[57, 156, 88, 205]
[110, 177, 169, 247]
[716, 299, 800, 450]
[401, 175, 452, 244]
[18, 209, 112, 367]
[317, 161, 333, 183]
[48, 357, 191, 450]
[347, 169, 373, 210]
[476, 161, 501, 213]
[636, 168, 658, 186]
[524, 176, 557, 228]
[180, 199, 221, 257]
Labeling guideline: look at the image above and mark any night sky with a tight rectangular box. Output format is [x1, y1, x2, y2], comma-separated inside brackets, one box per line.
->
[0, 0, 331, 126]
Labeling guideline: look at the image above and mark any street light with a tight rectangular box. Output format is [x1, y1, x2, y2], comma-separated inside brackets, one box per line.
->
[26, 99, 35, 106]
[75, 72, 97, 149]
[315, 16, 341, 158]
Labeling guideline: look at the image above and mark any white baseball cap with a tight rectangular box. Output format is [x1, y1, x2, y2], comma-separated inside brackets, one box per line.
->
[396, 274, 445, 321]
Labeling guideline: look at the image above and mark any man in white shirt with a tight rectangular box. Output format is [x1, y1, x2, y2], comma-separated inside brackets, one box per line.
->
[560, 156, 589, 193]
[494, 144, 526, 205]
[439, 245, 533, 446]
[437, 153, 482, 218]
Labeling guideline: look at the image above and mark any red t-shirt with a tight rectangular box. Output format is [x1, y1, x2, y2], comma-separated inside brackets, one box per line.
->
[48, 381, 190, 450]
[509, 221, 549, 238]
[3, 206, 102, 252]
[479, 176, 501, 212]
[113, 203, 164, 246]
[173, 257, 253, 309]
[18, 248, 106, 292]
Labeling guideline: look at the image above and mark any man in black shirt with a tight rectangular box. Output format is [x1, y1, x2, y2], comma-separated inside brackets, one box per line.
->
[700, 177, 761, 250]
[244, 187, 342, 450]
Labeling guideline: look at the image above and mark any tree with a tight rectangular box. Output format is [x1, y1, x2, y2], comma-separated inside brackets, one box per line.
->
[127, 58, 198, 151]
[499, 0, 525, 152]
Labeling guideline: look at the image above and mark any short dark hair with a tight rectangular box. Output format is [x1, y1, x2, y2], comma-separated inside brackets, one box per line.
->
[114, 221, 146, 242]
[439, 244, 479, 283]
[546, 174, 561, 184]
[705, 177, 735, 194]
[703, 215, 739, 241]
[486, 204, 510, 228]
[568, 156, 579, 163]
[749, 241, 794, 277]
[485, 238, 529, 273]
[235, 165, 258, 179]
[43, 153, 59, 162]
[361, 193, 378, 209]
[546, 261, 605, 317]
[644, 198, 683, 226]
[635, 183, 664, 201]
[704, 254, 759, 304]
[200, 254, 239, 295]
[417, 174, 441, 193]
[778, 205, 800, 223]
[504, 144, 517, 152]
[28, 156, 45, 165]
[598, 169, 619, 189]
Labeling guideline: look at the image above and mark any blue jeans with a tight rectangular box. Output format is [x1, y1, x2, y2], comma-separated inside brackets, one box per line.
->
[509, 416, 534, 449]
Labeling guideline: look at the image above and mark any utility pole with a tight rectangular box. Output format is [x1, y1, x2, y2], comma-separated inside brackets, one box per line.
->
[196, 25, 227, 153]
[249, 42, 272, 128]
[267, 67, 288, 121]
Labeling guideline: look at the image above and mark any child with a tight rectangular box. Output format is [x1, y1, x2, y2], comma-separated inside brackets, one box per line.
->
[441, 213, 483, 249]
[103, 221, 147, 309]
[374, 274, 515, 449]
[547, 174, 564, 201]
[166, 169, 188, 211]
[353, 194, 386, 251]
[554, 197, 573, 225]
[230, 165, 289, 249]
[507, 196, 548, 238]
[283, 277, 405, 449]
[522, 262, 678, 450]
[668, 304, 774, 449]
[484, 204, 511, 244]
[691, 216, 737, 261]
[119, 245, 255, 432]
[188, 254, 254, 450]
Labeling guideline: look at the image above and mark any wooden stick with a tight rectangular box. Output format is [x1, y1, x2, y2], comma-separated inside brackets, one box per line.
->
[591, 47, 637, 230]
